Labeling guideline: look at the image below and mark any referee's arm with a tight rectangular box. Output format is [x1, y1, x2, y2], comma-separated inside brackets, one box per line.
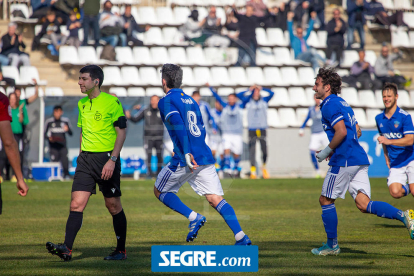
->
[101, 126, 126, 180]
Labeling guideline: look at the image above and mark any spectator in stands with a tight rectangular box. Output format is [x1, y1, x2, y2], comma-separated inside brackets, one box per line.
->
[224, 8, 239, 42]
[366, 0, 407, 27]
[66, 11, 81, 48]
[375, 45, 407, 88]
[1, 23, 30, 68]
[343, 49, 381, 90]
[179, 10, 204, 44]
[347, 0, 368, 49]
[99, 0, 127, 47]
[265, 6, 279, 28]
[294, 0, 310, 28]
[288, 11, 325, 72]
[201, 6, 222, 36]
[0, 67, 15, 87]
[44, 105, 72, 179]
[247, 0, 267, 17]
[15, 80, 40, 107]
[30, 0, 54, 19]
[51, 0, 79, 25]
[233, 4, 271, 66]
[82, 0, 100, 47]
[0, 52, 9, 66]
[326, 9, 346, 66]
[122, 4, 149, 46]
[36, 10, 67, 51]
[309, 0, 325, 29]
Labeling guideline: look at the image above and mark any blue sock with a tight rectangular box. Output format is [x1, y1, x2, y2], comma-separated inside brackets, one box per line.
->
[310, 151, 319, 170]
[159, 192, 193, 219]
[321, 204, 338, 248]
[402, 184, 410, 196]
[224, 155, 231, 170]
[233, 157, 240, 171]
[367, 201, 404, 222]
[215, 199, 243, 236]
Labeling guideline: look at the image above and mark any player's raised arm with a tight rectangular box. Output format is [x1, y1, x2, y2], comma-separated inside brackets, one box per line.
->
[262, 88, 275, 102]
[209, 86, 227, 108]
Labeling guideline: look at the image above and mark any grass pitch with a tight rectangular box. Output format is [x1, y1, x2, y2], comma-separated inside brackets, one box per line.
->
[1, 178, 414, 275]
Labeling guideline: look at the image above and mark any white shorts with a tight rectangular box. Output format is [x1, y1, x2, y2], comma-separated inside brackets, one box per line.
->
[309, 132, 330, 151]
[222, 133, 243, 155]
[321, 165, 371, 200]
[155, 164, 224, 196]
[387, 160, 414, 186]
[208, 134, 223, 154]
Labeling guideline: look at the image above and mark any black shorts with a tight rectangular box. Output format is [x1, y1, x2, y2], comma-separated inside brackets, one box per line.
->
[73, 151, 122, 198]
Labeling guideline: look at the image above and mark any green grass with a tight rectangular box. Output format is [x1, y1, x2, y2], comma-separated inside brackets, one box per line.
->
[1, 178, 414, 275]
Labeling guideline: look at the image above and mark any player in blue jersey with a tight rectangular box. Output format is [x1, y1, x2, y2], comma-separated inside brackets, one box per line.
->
[191, 91, 218, 148]
[154, 64, 251, 245]
[376, 83, 414, 199]
[236, 85, 274, 179]
[312, 68, 414, 256]
[299, 94, 329, 178]
[209, 85, 244, 178]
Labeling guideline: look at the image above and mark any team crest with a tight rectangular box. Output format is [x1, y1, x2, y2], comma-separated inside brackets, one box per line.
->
[394, 121, 400, 128]
[94, 111, 102, 121]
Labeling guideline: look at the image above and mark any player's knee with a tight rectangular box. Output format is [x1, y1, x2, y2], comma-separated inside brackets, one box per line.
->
[389, 185, 403, 199]
[205, 194, 223, 208]
[356, 202, 368, 213]
[105, 200, 121, 215]
[319, 195, 333, 206]
[70, 200, 84, 212]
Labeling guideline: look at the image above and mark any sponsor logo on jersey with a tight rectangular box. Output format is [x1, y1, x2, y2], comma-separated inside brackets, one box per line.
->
[384, 132, 403, 139]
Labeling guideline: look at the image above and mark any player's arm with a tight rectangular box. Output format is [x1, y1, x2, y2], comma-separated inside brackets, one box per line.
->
[204, 105, 218, 132]
[240, 89, 254, 108]
[378, 115, 414, 146]
[382, 144, 391, 169]
[356, 123, 362, 138]
[316, 120, 347, 162]
[79, 129, 82, 153]
[209, 86, 227, 108]
[129, 108, 145, 123]
[236, 89, 249, 102]
[66, 120, 73, 136]
[299, 110, 311, 136]
[0, 121, 28, 196]
[27, 80, 39, 104]
[262, 88, 275, 102]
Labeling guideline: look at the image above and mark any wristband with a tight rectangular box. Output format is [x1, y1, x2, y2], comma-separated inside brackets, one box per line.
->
[316, 146, 333, 162]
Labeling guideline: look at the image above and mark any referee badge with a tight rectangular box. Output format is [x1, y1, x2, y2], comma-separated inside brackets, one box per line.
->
[94, 111, 102, 121]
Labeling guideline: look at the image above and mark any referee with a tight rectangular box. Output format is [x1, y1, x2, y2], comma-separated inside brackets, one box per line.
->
[46, 65, 128, 261]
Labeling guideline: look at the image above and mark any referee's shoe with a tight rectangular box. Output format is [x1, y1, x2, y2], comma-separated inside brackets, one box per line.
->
[104, 249, 127, 260]
[46, 242, 72, 261]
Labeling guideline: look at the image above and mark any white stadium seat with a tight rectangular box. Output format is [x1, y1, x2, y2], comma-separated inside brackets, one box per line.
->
[273, 47, 294, 65]
[409, 31, 414, 47]
[366, 109, 381, 128]
[204, 47, 227, 65]
[353, 108, 369, 128]
[115, 47, 135, 65]
[375, 90, 384, 108]
[410, 90, 414, 107]
[25, 87, 44, 98]
[102, 67, 124, 86]
[268, 88, 291, 107]
[365, 50, 377, 66]
[228, 67, 250, 86]
[288, 87, 309, 106]
[256, 28, 270, 46]
[279, 108, 300, 127]
[246, 67, 265, 86]
[243, 109, 248, 128]
[146, 87, 164, 96]
[45, 87, 64, 96]
[341, 87, 360, 107]
[181, 67, 196, 86]
[266, 28, 289, 47]
[398, 90, 412, 108]
[78, 46, 99, 64]
[404, 13, 414, 29]
[144, 27, 164, 45]
[109, 87, 127, 97]
[216, 7, 227, 25]
[267, 109, 286, 127]
[133, 47, 152, 65]
[280, 67, 299, 86]
[59, 46, 79, 65]
[378, 0, 394, 9]
[296, 108, 312, 127]
[156, 7, 176, 25]
[127, 87, 145, 97]
[217, 87, 234, 96]
[150, 47, 170, 65]
[2, 66, 22, 85]
[162, 27, 180, 45]
[306, 31, 320, 48]
[139, 67, 161, 86]
[297, 67, 315, 86]
[341, 50, 359, 68]
[186, 47, 210, 66]
[263, 67, 285, 86]
[317, 31, 327, 48]
[210, 67, 233, 86]
[199, 87, 212, 96]
[20, 66, 47, 86]
[391, 29, 411, 48]
[256, 47, 277, 66]
[359, 90, 379, 108]
[168, 47, 189, 65]
[305, 88, 316, 106]
[121, 67, 141, 86]
[138, 7, 158, 25]
[193, 67, 212, 86]
[173, 7, 191, 25]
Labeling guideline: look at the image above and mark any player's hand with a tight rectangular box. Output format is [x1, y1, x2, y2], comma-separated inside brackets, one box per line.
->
[378, 136, 392, 145]
[16, 178, 29, 196]
[63, 124, 69, 132]
[205, 82, 210, 87]
[287, 11, 294, 21]
[125, 110, 131, 119]
[49, 137, 54, 142]
[298, 128, 304, 136]
[185, 153, 198, 173]
[133, 104, 141, 110]
[101, 160, 115, 180]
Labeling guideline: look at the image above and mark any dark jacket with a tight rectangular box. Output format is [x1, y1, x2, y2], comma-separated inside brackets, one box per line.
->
[82, 0, 100, 16]
[309, 0, 325, 13]
[233, 9, 270, 46]
[44, 117, 73, 147]
[366, 0, 385, 16]
[31, 0, 51, 11]
[38, 19, 61, 38]
[347, 0, 369, 27]
[0, 33, 27, 56]
[129, 106, 164, 139]
[326, 18, 347, 46]
[122, 14, 145, 36]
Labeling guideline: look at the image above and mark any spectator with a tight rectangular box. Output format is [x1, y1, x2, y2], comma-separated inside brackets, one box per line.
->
[247, 0, 268, 17]
[265, 6, 281, 29]
[224, 8, 239, 41]
[309, 0, 325, 29]
[0, 51, 9, 66]
[30, 0, 54, 19]
[122, 4, 149, 46]
[375, 45, 407, 88]
[294, 0, 310, 28]
[1, 23, 30, 68]
[125, 96, 164, 178]
[233, 4, 271, 66]
[179, 10, 204, 44]
[66, 11, 81, 48]
[99, 0, 127, 47]
[82, 0, 100, 47]
[347, 0, 368, 49]
[201, 6, 222, 36]
[44, 105, 73, 179]
[288, 11, 325, 72]
[366, 0, 407, 27]
[342, 49, 381, 90]
[0, 67, 15, 87]
[15, 80, 40, 107]
[8, 92, 28, 180]
[51, 0, 79, 24]
[277, 2, 289, 31]
[32, 10, 66, 51]
[326, 9, 346, 66]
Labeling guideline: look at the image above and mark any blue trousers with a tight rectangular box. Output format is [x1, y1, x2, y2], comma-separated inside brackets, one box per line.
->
[347, 21, 365, 49]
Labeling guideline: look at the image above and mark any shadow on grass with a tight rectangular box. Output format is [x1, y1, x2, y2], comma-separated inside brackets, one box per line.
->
[375, 224, 406, 229]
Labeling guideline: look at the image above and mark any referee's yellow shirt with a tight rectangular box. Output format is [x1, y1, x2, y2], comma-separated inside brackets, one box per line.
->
[77, 92, 125, 152]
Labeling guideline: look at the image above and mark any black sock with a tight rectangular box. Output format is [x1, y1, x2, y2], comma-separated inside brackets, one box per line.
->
[112, 209, 127, 252]
[64, 211, 83, 250]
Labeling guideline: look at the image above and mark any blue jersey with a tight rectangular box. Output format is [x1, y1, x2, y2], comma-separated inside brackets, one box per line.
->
[158, 88, 216, 171]
[320, 94, 370, 167]
[375, 106, 414, 168]
[301, 106, 324, 134]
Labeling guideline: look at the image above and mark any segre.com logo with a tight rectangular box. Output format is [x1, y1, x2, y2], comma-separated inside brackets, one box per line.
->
[151, 245, 259, 272]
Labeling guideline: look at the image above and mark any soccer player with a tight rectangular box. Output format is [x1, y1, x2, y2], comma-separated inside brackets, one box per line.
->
[0, 92, 29, 214]
[312, 67, 414, 256]
[299, 94, 329, 178]
[155, 64, 251, 245]
[46, 65, 128, 261]
[191, 91, 218, 147]
[209, 85, 244, 177]
[376, 83, 414, 199]
[236, 85, 274, 179]
[210, 100, 224, 174]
